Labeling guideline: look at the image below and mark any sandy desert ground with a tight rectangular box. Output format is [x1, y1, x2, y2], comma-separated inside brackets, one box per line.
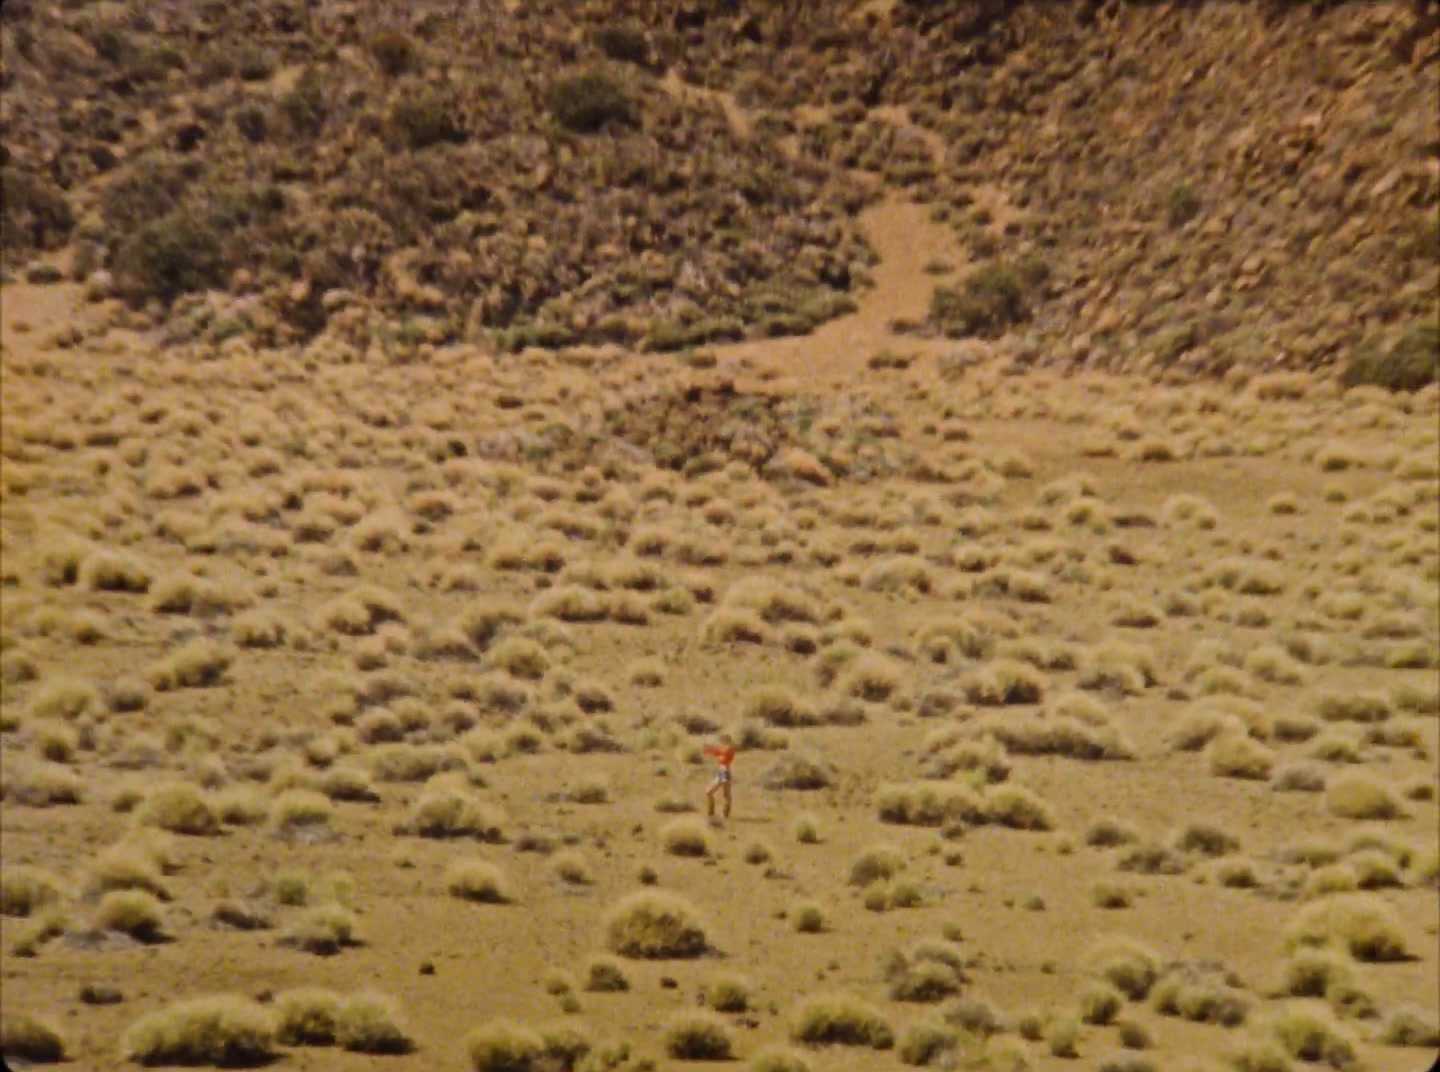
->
[1, 201, 1437, 1072]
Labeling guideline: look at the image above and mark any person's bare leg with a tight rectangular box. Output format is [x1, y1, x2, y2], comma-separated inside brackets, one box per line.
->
[722, 783, 732, 819]
[706, 782, 718, 817]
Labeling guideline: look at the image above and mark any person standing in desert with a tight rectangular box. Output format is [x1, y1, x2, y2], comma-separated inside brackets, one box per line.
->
[703, 734, 736, 821]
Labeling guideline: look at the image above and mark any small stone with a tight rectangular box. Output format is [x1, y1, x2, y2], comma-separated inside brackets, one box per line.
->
[419, 961, 436, 976]
[79, 983, 123, 1005]
[25, 263, 64, 284]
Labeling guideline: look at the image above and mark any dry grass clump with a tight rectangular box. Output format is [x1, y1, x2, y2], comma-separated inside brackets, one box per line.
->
[1324, 772, 1405, 820]
[1, 866, 64, 917]
[120, 995, 278, 1066]
[836, 652, 904, 702]
[135, 781, 220, 836]
[1315, 692, 1392, 723]
[286, 902, 360, 955]
[1206, 732, 1276, 780]
[1077, 641, 1159, 694]
[550, 850, 593, 886]
[973, 712, 1134, 761]
[664, 1012, 733, 1059]
[1086, 937, 1163, 1000]
[268, 788, 335, 839]
[790, 900, 827, 934]
[701, 606, 774, 646]
[1284, 894, 1411, 962]
[274, 987, 342, 1045]
[877, 782, 985, 827]
[0, 1013, 67, 1062]
[751, 1047, 814, 1072]
[146, 638, 232, 690]
[793, 813, 822, 843]
[759, 751, 835, 790]
[604, 890, 710, 959]
[1379, 1004, 1440, 1047]
[27, 677, 101, 720]
[1172, 822, 1240, 858]
[983, 784, 1055, 830]
[744, 685, 820, 728]
[334, 992, 415, 1054]
[466, 1020, 544, 1072]
[1264, 1003, 1358, 1069]
[446, 859, 512, 904]
[84, 842, 171, 901]
[5, 759, 85, 806]
[849, 844, 907, 887]
[661, 816, 712, 857]
[96, 888, 167, 942]
[1272, 762, 1327, 794]
[790, 994, 895, 1049]
[584, 955, 630, 992]
[961, 659, 1046, 706]
[885, 939, 967, 1002]
[1150, 965, 1250, 1026]
[1085, 817, 1140, 848]
[79, 550, 153, 593]
[915, 617, 993, 662]
[398, 780, 504, 841]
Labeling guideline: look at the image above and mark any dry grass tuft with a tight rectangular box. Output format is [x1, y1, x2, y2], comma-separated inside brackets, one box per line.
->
[0, 1013, 67, 1062]
[1324, 772, 1405, 820]
[664, 1011, 733, 1060]
[1285, 894, 1411, 962]
[446, 860, 512, 904]
[1, 866, 65, 917]
[661, 816, 712, 857]
[790, 994, 895, 1049]
[135, 781, 220, 836]
[1086, 937, 1163, 1000]
[1206, 732, 1276, 780]
[604, 890, 710, 959]
[120, 995, 278, 1066]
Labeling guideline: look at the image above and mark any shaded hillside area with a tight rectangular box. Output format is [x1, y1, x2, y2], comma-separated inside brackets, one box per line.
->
[1, 0, 1436, 379]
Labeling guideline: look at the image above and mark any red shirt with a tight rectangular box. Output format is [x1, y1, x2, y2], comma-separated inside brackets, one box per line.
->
[703, 745, 736, 769]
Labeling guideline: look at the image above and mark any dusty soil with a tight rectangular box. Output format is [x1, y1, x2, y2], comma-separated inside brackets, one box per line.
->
[1, 184, 1437, 1072]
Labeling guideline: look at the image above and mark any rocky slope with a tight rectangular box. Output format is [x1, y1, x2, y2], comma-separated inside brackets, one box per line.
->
[2, 1, 1436, 378]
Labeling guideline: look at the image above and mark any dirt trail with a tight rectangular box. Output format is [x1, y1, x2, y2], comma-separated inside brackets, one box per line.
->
[717, 197, 970, 386]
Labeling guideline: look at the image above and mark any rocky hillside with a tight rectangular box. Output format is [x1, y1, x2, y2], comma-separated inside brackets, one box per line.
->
[2, 0, 1436, 379]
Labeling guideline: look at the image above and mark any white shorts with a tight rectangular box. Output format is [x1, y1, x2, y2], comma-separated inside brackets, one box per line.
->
[712, 767, 732, 785]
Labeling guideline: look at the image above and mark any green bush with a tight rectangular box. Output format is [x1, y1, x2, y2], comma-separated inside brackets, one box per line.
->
[391, 86, 467, 149]
[1168, 183, 1201, 226]
[281, 67, 328, 138]
[930, 263, 1030, 338]
[1341, 323, 1438, 392]
[2, 167, 75, 253]
[595, 26, 649, 65]
[114, 212, 225, 305]
[369, 31, 418, 77]
[551, 73, 634, 134]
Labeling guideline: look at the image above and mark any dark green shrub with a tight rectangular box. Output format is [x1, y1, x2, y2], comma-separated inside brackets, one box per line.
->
[114, 212, 225, 305]
[390, 86, 467, 149]
[1, 167, 74, 252]
[1168, 183, 1201, 226]
[281, 68, 328, 137]
[236, 48, 275, 82]
[232, 104, 268, 144]
[1341, 323, 1438, 392]
[101, 154, 193, 234]
[369, 31, 418, 77]
[931, 263, 1029, 338]
[595, 25, 648, 65]
[551, 73, 634, 134]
